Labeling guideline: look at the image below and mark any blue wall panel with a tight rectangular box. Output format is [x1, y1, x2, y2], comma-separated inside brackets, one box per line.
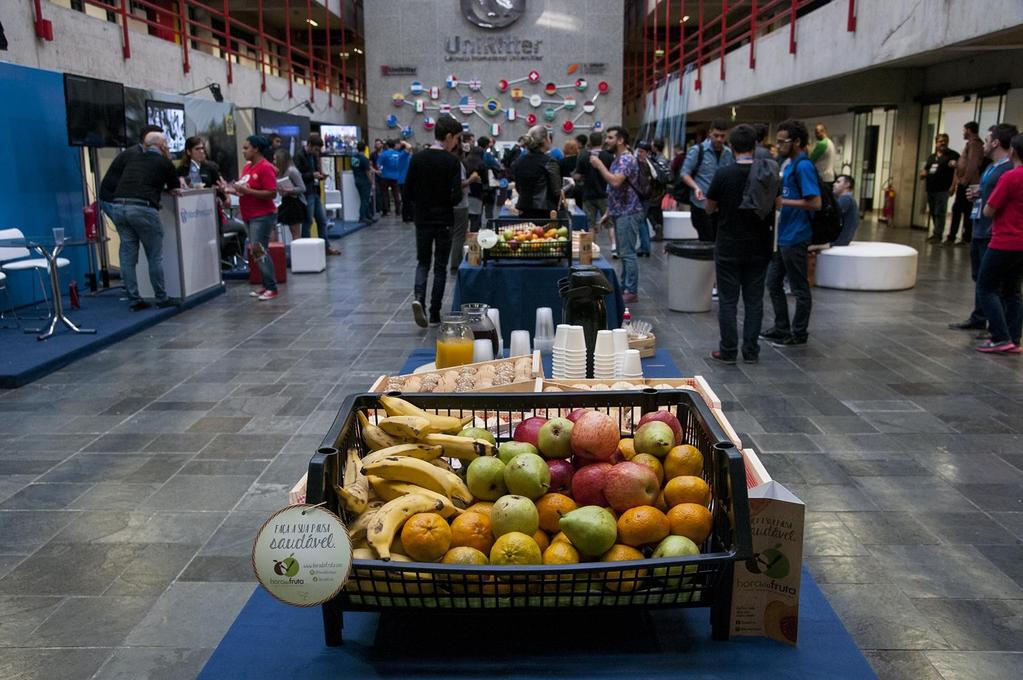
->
[0, 62, 89, 309]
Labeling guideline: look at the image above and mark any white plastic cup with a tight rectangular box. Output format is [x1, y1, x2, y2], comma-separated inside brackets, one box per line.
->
[473, 339, 495, 363]
[509, 330, 531, 357]
[535, 307, 555, 340]
[487, 308, 504, 356]
[52, 228, 65, 243]
[554, 324, 571, 350]
[566, 325, 586, 352]
[623, 349, 643, 377]
[534, 337, 555, 355]
[612, 328, 629, 352]
[594, 330, 615, 356]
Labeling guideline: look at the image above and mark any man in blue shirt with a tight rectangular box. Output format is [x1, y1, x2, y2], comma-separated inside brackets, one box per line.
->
[680, 120, 734, 242]
[378, 139, 404, 216]
[832, 175, 859, 246]
[761, 120, 821, 347]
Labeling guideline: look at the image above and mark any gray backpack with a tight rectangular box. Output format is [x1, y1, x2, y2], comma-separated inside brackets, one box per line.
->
[740, 158, 780, 220]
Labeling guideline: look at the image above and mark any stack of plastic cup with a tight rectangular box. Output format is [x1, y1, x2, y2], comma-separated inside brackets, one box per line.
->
[554, 325, 587, 379]
[551, 324, 571, 379]
[534, 307, 555, 355]
[509, 330, 531, 357]
[612, 328, 629, 378]
[473, 339, 495, 363]
[622, 349, 644, 380]
[593, 330, 617, 379]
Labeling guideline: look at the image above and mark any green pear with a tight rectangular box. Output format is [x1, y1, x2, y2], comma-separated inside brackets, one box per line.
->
[498, 441, 538, 466]
[491, 495, 539, 537]
[459, 427, 497, 446]
[503, 452, 550, 499]
[651, 535, 699, 586]
[559, 506, 617, 557]
[466, 456, 507, 501]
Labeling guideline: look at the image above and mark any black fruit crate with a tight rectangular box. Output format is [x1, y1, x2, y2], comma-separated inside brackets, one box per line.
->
[482, 217, 571, 263]
[306, 389, 752, 646]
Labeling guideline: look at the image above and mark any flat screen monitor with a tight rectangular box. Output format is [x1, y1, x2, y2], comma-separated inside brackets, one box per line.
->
[146, 100, 186, 154]
[320, 124, 361, 155]
[64, 74, 128, 148]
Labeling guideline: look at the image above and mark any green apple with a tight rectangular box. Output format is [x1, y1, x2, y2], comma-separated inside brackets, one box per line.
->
[466, 456, 508, 501]
[498, 441, 538, 466]
[490, 495, 539, 537]
[503, 452, 551, 499]
[459, 426, 497, 446]
[557, 226, 569, 237]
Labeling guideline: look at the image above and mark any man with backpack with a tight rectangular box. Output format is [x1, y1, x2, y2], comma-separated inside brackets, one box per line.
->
[705, 124, 778, 364]
[761, 120, 822, 348]
[680, 120, 734, 242]
[590, 125, 643, 302]
[637, 139, 673, 248]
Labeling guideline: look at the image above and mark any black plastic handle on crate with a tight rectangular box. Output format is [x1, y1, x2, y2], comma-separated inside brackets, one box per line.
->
[714, 442, 753, 561]
[305, 447, 338, 507]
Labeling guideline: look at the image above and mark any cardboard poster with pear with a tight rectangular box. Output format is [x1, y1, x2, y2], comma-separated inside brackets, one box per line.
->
[729, 481, 804, 645]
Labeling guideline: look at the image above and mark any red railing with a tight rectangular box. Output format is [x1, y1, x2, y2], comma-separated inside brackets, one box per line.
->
[624, 0, 857, 112]
[37, 0, 365, 109]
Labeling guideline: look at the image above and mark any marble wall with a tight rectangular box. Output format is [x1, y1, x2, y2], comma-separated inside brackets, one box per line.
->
[364, 0, 624, 145]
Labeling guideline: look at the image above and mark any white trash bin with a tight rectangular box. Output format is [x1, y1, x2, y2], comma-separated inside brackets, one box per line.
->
[666, 240, 716, 312]
[663, 211, 698, 240]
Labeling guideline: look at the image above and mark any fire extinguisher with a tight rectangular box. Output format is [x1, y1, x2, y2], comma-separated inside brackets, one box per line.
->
[83, 202, 98, 242]
[881, 179, 896, 223]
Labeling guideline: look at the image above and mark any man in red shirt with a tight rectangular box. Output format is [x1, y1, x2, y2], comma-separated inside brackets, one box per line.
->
[976, 133, 1023, 353]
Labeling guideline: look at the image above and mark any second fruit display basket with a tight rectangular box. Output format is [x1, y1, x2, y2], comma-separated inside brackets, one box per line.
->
[482, 217, 572, 263]
[306, 389, 752, 645]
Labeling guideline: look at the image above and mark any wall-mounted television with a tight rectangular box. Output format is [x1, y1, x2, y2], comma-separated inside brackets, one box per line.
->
[64, 74, 128, 147]
[320, 124, 361, 155]
[146, 100, 186, 154]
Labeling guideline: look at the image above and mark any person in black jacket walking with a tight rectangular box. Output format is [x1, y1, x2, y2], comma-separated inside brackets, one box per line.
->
[512, 126, 562, 219]
[404, 116, 464, 327]
[294, 134, 340, 255]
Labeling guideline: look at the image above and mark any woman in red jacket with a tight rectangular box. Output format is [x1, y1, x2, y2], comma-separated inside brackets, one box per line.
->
[231, 135, 279, 301]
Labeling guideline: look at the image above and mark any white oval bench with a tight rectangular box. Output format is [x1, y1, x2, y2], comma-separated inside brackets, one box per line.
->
[815, 241, 918, 291]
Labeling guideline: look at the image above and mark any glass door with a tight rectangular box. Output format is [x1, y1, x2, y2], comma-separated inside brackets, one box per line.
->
[913, 103, 942, 229]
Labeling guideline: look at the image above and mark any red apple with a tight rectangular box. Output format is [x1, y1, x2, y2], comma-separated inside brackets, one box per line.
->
[570, 411, 620, 461]
[566, 408, 590, 423]
[604, 461, 660, 513]
[571, 463, 612, 506]
[547, 459, 575, 494]
[637, 410, 683, 446]
[513, 416, 547, 449]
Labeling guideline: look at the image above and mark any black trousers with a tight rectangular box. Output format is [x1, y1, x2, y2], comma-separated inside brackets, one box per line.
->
[414, 222, 452, 316]
[948, 184, 973, 242]
[766, 243, 812, 340]
[715, 255, 769, 360]
[690, 205, 717, 242]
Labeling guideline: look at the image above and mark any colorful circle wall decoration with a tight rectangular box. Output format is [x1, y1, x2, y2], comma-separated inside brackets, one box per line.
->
[526, 113, 537, 126]
[391, 93, 405, 107]
[543, 107, 556, 122]
[544, 82, 558, 96]
[575, 79, 588, 92]
[527, 70, 541, 83]
[528, 94, 542, 108]
[423, 116, 435, 131]
[598, 81, 610, 94]
[386, 114, 399, 128]
[410, 81, 424, 95]
[483, 98, 501, 116]
[562, 121, 574, 133]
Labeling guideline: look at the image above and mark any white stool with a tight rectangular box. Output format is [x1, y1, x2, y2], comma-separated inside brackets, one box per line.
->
[815, 241, 918, 291]
[663, 211, 698, 240]
[290, 238, 326, 273]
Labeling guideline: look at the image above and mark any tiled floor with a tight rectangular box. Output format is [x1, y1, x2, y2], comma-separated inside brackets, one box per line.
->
[0, 216, 1021, 679]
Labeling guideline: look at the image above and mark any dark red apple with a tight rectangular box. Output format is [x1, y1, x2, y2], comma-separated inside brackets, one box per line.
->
[547, 459, 575, 494]
[513, 416, 547, 449]
[566, 408, 590, 423]
[637, 410, 683, 446]
[604, 461, 660, 513]
[571, 463, 612, 506]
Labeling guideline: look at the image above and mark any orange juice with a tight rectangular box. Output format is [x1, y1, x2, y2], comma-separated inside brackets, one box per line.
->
[436, 338, 474, 368]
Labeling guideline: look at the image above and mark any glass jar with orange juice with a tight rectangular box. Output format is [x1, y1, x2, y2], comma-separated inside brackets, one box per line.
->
[436, 314, 475, 368]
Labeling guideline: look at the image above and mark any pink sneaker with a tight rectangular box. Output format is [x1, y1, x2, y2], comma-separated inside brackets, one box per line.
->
[975, 340, 1017, 353]
[258, 290, 279, 301]
[249, 289, 267, 298]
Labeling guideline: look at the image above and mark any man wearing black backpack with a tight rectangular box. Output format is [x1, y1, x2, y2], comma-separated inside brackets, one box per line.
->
[680, 120, 734, 242]
[761, 120, 821, 347]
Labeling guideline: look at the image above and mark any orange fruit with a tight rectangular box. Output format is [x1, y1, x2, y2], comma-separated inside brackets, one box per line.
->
[400, 512, 452, 562]
[465, 502, 494, 518]
[442, 546, 489, 565]
[551, 531, 573, 546]
[666, 503, 714, 544]
[535, 493, 578, 533]
[616, 506, 670, 547]
[654, 490, 668, 512]
[664, 445, 704, 480]
[449, 512, 495, 555]
[543, 541, 580, 564]
[600, 544, 647, 592]
[663, 475, 711, 508]
[631, 453, 664, 486]
[533, 530, 551, 552]
[490, 531, 542, 565]
[618, 438, 637, 460]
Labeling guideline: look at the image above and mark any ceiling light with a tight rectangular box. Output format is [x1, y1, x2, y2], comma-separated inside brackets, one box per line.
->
[654, 49, 665, 56]
[354, 47, 363, 54]
[682, 15, 690, 22]
[306, 19, 318, 27]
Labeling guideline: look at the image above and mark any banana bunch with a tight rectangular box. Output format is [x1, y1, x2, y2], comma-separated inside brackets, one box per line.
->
[378, 395, 473, 433]
[336, 448, 370, 514]
[367, 492, 451, 560]
[367, 476, 464, 517]
[362, 455, 473, 507]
